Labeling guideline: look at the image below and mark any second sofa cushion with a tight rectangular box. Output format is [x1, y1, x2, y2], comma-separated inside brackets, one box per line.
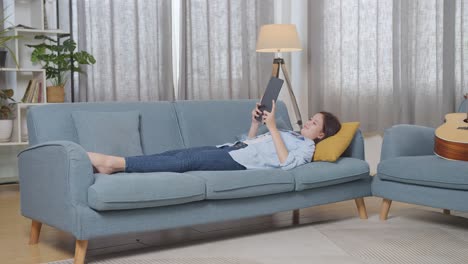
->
[291, 157, 369, 191]
[186, 169, 295, 199]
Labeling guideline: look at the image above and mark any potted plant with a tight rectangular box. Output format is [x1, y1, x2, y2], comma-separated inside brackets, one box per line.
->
[0, 15, 21, 67]
[0, 89, 16, 142]
[26, 34, 96, 102]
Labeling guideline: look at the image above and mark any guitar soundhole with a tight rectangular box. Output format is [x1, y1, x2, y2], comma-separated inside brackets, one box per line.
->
[465, 118, 468, 123]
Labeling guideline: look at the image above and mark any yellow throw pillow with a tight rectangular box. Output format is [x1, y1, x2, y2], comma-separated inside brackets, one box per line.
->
[313, 122, 360, 162]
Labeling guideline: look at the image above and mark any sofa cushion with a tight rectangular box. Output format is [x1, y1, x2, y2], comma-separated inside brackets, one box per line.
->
[72, 111, 143, 156]
[291, 158, 369, 191]
[186, 169, 295, 199]
[88, 172, 206, 211]
[378, 155, 468, 191]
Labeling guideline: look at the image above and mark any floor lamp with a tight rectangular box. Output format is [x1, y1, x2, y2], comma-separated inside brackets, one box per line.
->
[256, 24, 303, 128]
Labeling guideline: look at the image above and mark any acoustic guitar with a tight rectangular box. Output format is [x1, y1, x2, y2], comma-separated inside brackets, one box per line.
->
[434, 94, 468, 161]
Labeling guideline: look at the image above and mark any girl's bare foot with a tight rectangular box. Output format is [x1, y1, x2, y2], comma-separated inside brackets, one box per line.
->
[87, 152, 125, 174]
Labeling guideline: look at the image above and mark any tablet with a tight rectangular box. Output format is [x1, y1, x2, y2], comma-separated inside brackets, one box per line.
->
[255, 77, 284, 122]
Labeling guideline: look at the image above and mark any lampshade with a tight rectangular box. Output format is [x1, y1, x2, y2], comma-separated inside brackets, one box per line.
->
[256, 24, 302, 53]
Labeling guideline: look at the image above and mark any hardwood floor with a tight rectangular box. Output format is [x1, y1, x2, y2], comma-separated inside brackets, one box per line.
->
[0, 184, 76, 264]
[0, 183, 438, 264]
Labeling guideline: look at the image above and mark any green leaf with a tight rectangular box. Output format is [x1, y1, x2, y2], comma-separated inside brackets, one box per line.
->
[25, 36, 96, 85]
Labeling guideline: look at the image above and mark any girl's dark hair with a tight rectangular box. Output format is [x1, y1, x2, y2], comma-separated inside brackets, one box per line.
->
[314, 112, 341, 144]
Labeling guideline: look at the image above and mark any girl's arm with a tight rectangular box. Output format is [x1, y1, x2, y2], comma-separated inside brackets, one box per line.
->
[263, 100, 288, 163]
[248, 102, 262, 139]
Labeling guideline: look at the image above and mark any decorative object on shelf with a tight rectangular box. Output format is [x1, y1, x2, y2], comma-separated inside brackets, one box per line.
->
[256, 24, 303, 128]
[21, 79, 43, 103]
[0, 89, 16, 142]
[24, 79, 44, 103]
[26, 34, 96, 103]
[0, 14, 21, 67]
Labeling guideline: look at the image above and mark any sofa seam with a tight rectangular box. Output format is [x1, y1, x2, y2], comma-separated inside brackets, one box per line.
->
[213, 182, 294, 192]
[378, 172, 468, 186]
[30, 110, 39, 144]
[298, 170, 369, 185]
[99, 193, 206, 203]
[172, 102, 187, 148]
[63, 146, 83, 239]
[91, 194, 206, 211]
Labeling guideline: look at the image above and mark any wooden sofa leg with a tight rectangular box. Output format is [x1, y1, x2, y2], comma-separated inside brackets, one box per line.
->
[380, 198, 392, 221]
[354, 198, 368, 219]
[293, 209, 300, 224]
[443, 209, 451, 215]
[74, 240, 88, 264]
[29, 220, 42, 245]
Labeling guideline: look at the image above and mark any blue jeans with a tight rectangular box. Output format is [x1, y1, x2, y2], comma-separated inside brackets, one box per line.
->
[125, 146, 246, 173]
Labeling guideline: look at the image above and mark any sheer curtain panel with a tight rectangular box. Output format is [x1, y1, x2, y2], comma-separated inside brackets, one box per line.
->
[308, 0, 468, 132]
[75, 0, 174, 102]
[179, 0, 275, 100]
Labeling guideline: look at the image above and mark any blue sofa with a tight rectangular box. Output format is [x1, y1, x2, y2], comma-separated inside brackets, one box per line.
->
[372, 99, 468, 220]
[18, 100, 371, 263]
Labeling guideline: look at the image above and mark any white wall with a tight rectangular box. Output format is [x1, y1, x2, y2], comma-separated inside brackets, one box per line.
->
[363, 133, 383, 175]
[0, 146, 25, 183]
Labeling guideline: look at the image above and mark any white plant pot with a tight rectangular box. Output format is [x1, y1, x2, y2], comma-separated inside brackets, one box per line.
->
[0, 119, 14, 142]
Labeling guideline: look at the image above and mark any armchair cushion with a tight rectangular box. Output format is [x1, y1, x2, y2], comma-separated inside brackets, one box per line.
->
[72, 111, 143, 157]
[378, 155, 468, 191]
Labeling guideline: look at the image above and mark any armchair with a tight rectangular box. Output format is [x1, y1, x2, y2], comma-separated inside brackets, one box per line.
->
[372, 99, 468, 220]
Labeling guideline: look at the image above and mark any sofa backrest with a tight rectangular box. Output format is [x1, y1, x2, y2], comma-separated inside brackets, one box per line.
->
[27, 100, 291, 154]
[27, 102, 186, 155]
[27, 99, 365, 160]
[342, 130, 365, 160]
[174, 99, 292, 147]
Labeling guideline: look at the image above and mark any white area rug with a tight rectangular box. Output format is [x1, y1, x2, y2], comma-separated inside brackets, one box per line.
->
[48, 257, 261, 264]
[48, 209, 468, 264]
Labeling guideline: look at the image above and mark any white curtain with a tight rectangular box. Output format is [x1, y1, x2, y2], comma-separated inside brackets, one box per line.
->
[74, 0, 174, 102]
[178, 0, 275, 100]
[307, 0, 468, 132]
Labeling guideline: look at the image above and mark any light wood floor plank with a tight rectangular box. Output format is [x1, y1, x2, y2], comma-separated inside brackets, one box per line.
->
[0, 183, 434, 263]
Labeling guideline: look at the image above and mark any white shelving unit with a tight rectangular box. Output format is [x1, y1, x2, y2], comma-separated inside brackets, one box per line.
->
[0, 68, 46, 145]
[1, 0, 66, 146]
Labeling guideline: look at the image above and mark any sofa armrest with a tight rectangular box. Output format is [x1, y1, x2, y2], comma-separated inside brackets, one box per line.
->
[342, 129, 365, 160]
[380, 125, 435, 161]
[18, 141, 94, 233]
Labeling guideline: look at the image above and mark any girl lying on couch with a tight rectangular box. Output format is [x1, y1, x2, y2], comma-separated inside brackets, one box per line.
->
[88, 101, 341, 174]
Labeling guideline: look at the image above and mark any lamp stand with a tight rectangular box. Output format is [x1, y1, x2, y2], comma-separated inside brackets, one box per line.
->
[271, 58, 303, 129]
